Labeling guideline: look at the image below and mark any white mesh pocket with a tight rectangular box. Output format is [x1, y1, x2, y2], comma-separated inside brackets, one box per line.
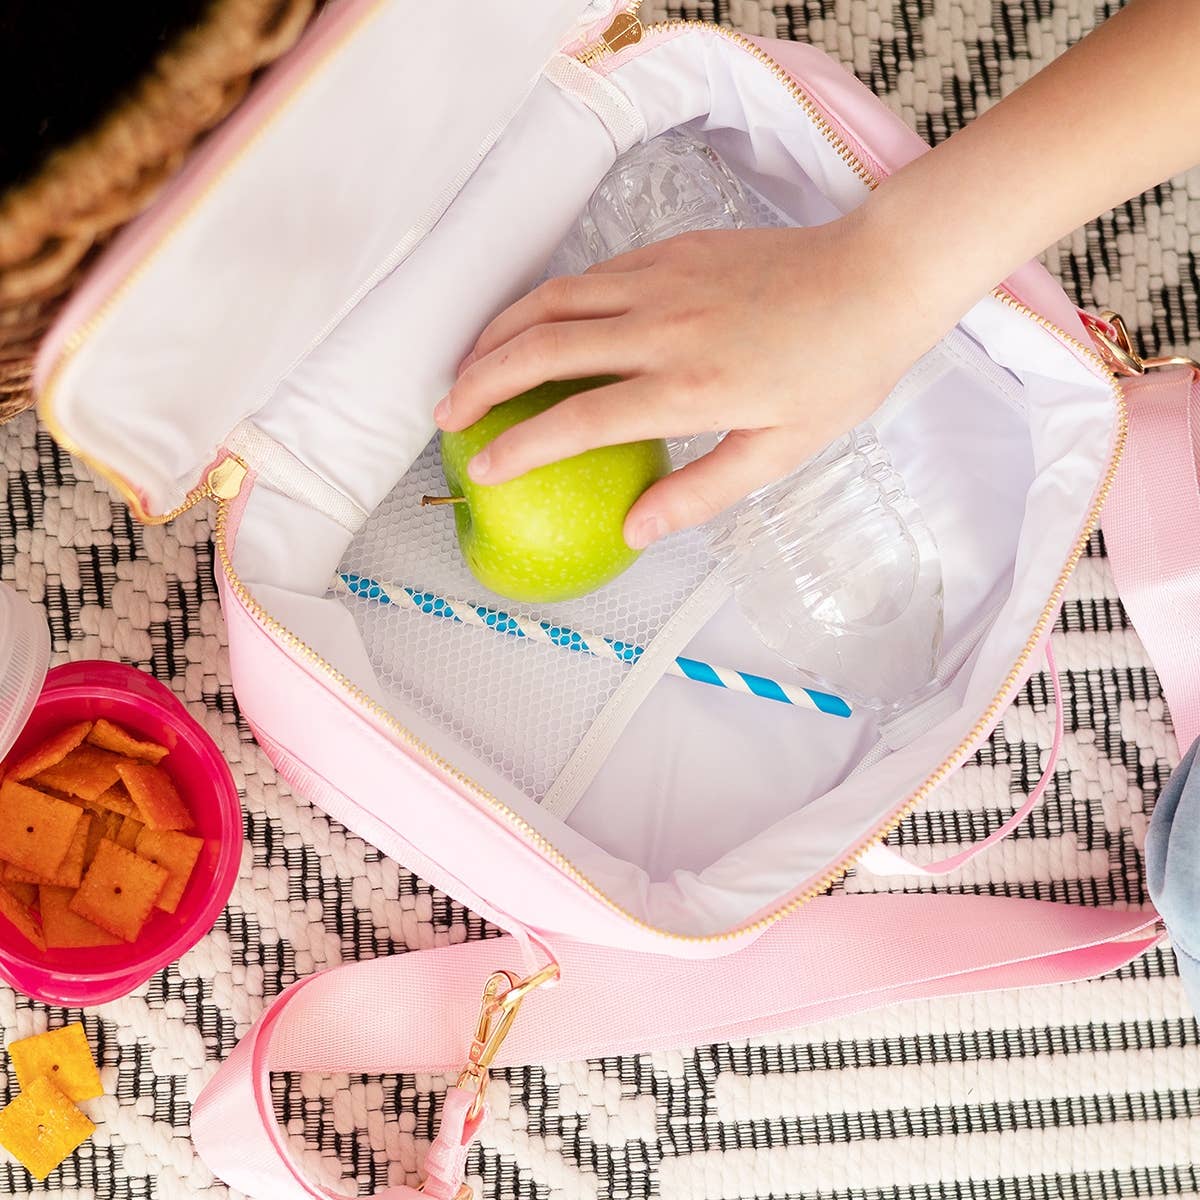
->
[337, 436, 715, 803]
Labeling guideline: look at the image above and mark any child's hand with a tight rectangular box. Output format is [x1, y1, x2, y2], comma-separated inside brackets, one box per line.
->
[436, 0, 1199, 552]
[436, 218, 921, 550]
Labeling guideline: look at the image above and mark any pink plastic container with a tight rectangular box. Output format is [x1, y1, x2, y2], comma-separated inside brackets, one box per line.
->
[0, 661, 242, 1005]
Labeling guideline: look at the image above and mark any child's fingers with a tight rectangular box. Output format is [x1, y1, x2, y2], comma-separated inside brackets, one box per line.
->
[461, 273, 636, 375]
[464, 378, 671, 484]
[437, 316, 639, 432]
[622, 427, 814, 549]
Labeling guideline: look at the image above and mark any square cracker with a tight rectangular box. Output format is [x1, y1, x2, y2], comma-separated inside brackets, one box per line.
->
[29, 813, 90, 889]
[87, 720, 168, 764]
[0, 1076, 95, 1180]
[33, 745, 124, 803]
[39, 887, 120, 950]
[114, 817, 144, 853]
[134, 829, 204, 913]
[2, 880, 37, 908]
[114, 762, 192, 831]
[89, 783, 137, 819]
[4, 811, 90, 888]
[8, 1023, 104, 1103]
[1, 862, 48, 888]
[1, 812, 89, 889]
[53, 814, 91, 889]
[0, 781, 83, 877]
[69, 839, 167, 943]
[0, 884, 45, 953]
[81, 815, 108, 870]
[97, 811, 124, 844]
[6, 723, 93, 783]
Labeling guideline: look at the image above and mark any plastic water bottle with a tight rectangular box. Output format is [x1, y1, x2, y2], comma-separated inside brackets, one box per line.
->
[547, 134, 944, 713]
[546, 130, 754, 278]
[707, 428, 944, 713]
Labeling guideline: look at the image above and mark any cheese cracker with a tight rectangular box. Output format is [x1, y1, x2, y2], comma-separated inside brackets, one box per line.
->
[69, 839, 167, 942]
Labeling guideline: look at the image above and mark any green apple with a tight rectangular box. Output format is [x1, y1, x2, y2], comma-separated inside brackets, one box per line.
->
[435, 377, 670, 603]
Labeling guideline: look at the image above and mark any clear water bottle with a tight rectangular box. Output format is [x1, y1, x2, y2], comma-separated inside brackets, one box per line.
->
[547, 133, 944, 713]
[707, 427, 944, 714]
[546, 130, 755, 279]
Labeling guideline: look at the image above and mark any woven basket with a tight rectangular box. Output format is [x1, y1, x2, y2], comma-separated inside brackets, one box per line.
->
[0, 0, 316, 423]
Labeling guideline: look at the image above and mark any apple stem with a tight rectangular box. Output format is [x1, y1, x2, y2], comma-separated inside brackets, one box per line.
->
[420, 494, 468, 507]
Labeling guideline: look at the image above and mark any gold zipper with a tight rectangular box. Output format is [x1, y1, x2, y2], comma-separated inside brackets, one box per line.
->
[577, 1, 645, 67]
[576, 11, 881, 191]
[40, 11, 1130, 946]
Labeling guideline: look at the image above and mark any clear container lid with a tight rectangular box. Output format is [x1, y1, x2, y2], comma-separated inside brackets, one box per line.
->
[0, 582, 51, 763]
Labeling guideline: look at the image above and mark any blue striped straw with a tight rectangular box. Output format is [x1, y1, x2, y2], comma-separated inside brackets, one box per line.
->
[336, 573, 851, 719]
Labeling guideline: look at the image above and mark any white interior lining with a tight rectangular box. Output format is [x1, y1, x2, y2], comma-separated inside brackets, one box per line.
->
[46, 25, 1118, 935]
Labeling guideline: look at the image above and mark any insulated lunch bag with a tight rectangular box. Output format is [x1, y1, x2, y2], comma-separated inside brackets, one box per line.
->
[33, 2, 1185, 1196]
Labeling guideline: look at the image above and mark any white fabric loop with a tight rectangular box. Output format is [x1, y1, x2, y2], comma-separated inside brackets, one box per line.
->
[543, 52, 646, 154]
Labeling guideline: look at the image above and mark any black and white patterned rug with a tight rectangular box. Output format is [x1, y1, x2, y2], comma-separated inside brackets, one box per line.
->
[2, 1, 1198, 1196]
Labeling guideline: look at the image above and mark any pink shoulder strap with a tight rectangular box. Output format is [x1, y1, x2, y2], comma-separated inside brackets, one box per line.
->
[193, 895, 1158, 1200]
[1100, 355, 1200, 754]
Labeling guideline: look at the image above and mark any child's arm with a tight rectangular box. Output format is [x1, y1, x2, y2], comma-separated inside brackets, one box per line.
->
[436, 0, 1200, 550]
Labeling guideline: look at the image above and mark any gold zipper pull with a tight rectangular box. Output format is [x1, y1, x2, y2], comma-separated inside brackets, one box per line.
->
[206, 454, 248, 502]
[578, 6, 643, 66]
[140, 452, 247, 525]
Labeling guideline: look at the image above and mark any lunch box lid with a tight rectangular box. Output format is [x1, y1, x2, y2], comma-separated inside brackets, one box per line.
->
[32, 0, 619, 522]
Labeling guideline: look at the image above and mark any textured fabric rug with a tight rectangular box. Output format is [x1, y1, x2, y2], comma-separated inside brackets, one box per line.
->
[2, 1, 1199, 1197]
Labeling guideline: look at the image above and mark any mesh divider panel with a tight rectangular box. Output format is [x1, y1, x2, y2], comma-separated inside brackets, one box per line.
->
[338, 436, 715, 802]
